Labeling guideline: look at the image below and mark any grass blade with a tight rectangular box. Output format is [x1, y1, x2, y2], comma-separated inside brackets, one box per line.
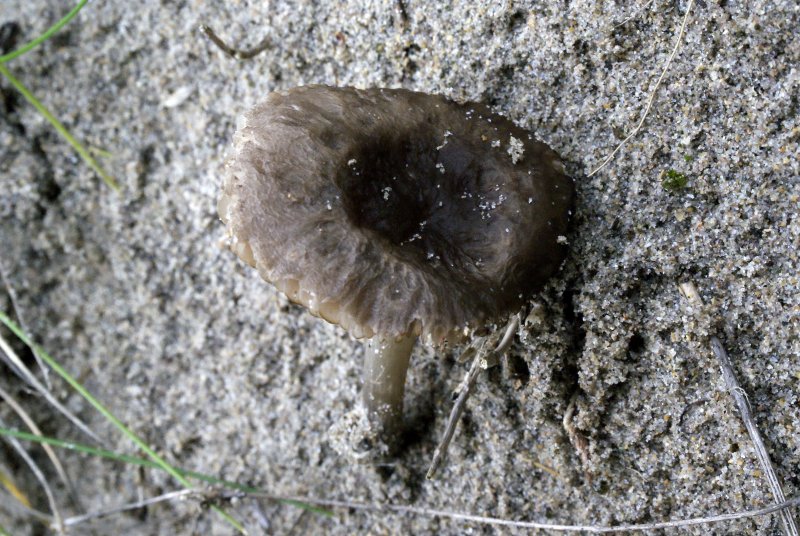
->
[0, 0, 89, 64]
[0, 64, 120, 191]
[0, 428, 333, 517]
[0, 312, 244, 532]
[0, 467, 31, 508]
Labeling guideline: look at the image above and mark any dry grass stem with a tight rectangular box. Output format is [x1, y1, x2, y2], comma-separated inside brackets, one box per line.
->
[426, 339, 483, 479]
[62, 489, 196, 528]
[588, 0, 694, 177]
[0, 488, 53, 523]
[0, 332, 101, 443]
[678, 281, 799, 535]
[426, 315, 520, 479]
[612, 0, 657, 29]
[239, 491, 800, 533]
[0, 385, 80, 511]
[0, 416, 64, 533]
[0, 266, 52, 387]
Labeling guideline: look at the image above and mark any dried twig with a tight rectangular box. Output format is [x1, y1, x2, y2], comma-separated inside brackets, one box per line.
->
[588, 0, 694, 177]
[678, 281, 799, 536]
[199, 25, 272, 60]
[426, 315, 520, 479]
[426, 341, 483, 479]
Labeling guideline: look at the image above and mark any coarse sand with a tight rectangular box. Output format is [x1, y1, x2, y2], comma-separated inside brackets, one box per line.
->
[1, 1, 798, 534]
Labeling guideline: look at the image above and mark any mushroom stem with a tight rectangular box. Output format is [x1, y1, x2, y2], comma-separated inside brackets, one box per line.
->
[363, 334, 417, 443]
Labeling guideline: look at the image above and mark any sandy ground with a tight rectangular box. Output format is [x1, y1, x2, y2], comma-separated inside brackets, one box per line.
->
[1, 0, 798, 534]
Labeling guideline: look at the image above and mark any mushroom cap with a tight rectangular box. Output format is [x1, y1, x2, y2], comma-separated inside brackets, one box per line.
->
[219, 85, 573, 343]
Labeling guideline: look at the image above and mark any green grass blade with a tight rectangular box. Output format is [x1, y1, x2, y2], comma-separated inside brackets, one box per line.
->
[0, 312, 243, 532]
[90, 147, 114, 159]
[0, 428, 333, 517]
[0, 0, 89, 64]
[0, 64, 120, 192]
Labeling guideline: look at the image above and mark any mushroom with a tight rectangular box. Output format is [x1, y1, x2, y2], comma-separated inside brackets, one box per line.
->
[218, 85, 573, 448]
